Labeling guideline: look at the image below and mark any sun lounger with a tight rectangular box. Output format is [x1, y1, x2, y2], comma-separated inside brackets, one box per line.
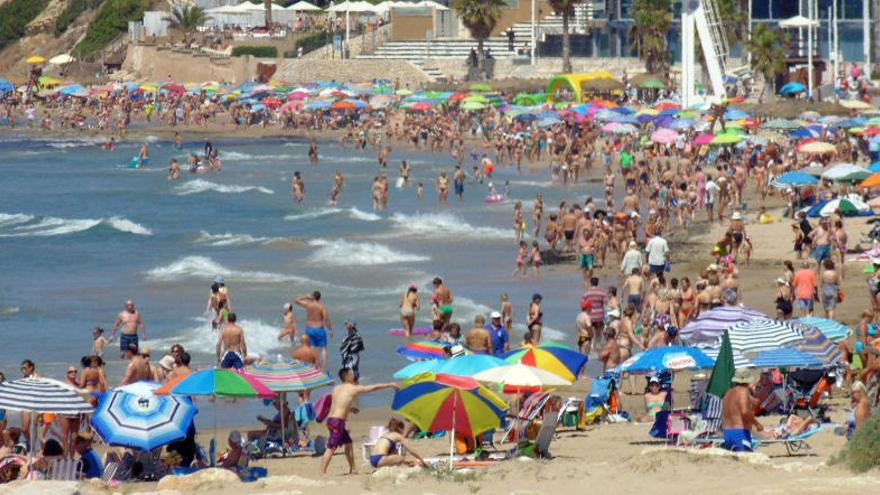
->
[48, 459, 81, 481]
[534, 413, 559, 459]
[689, 425, 825, 455]
[501, 392, 551, 443]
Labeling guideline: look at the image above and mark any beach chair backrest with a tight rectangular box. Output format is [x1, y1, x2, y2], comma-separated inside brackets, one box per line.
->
[49, 459, 80, 481]
[101, 462, 118, 484]
[534, 414, 558, 458]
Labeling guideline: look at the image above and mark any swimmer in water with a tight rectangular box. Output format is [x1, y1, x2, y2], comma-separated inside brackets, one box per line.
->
[292, 171, 304, 202]
[168, 159, 180, 181]
[308, 139, 319, 165]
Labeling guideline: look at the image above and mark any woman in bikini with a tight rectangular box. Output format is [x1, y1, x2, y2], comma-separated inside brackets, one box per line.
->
[678, 277, 696, 326]
[369, 418, 425, 469]
[399, 284, 421, 337]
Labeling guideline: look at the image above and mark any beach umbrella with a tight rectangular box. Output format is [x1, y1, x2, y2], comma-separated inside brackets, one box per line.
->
[725, 318, 803, 356]
[799, 141, 836, 154]
[0, 377, 92, 415]
[58, 84, 88, 97]
[461, 101, 487, 111]
[473, 364, 571, 393]
[304, 100, 332, 110]
[392, 372, 506, 468]
[663, 117, 695, 130]
[155, 368, 274, 398]
[840, 100, 874, 110]
[711, 133, 743, 145]
[794, 317, 852, 342]
[288, 91, 309, 100]
[790, 128, 819, 139]
[779, 82, 806, 94]
[655, 101, 680, 111]
[792, 325, 841, 365]
[835, 117, 867, 129]
[396, 340, 449, 361]
[25, 56, 45, 65]
[602, 122, 637, 134]
[330, 100, 356, 111]
[803, 197, 872, 218]
[860, 172, 880, 189]
[161, 83, 185, 95]
[38, 76, 62, 87]
[469, 83, 492, 92]
[638, 78, 666, 89]
[48, 54, 74, 65]
[822, 163, 871, 183]
[704, 331, 736, 427]
[409, 101, 434, 112]
[501, 344, 588, 382]
[651, 128, 678, 144]
[464, 94, 490, 104]
[394, 360, 442, 380]
[261, 97, 283, 108]
[680, 306, 767, 346]
[772, 171, 819, 187]
[724, 108, 750, 120]
[246, 359, 333, 393]
[751, 348, 822, 369]
[763, 118, 800, 130]
[618, 346, 714, 375]
[92, 381, 197, 451]
[700, 342, 753, 369]
[693, 133, 715, 146]
[439, 355, 507, 377]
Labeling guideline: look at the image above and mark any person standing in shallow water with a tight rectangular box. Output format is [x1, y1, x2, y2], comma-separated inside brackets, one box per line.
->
[308, 138, 319, 164]
[296, 291, 333, 370]
[399, 284, 420, 337]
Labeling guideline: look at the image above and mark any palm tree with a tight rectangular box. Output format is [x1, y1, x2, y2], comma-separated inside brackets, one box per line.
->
[165, 5, 209, 36]
[628, 0, 672, 74]
[264, 0, 273, 28]
[548, 0, 583, 73]
[452, 0, 506, 79]
[746, 23, 785, 101]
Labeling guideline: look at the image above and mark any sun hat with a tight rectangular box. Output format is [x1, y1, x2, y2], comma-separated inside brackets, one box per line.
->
[649, 376, 661, 384]
[158, 355, 175, 371]
[732, 368, 758, 385]
[732, 211, 742, 220]
[607, 308, 621, 319]
[629, 241, 637, 248]
[490, 311, 502, 319]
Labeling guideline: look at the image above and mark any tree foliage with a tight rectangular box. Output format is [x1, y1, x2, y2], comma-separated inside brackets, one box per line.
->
[548, 0, 582, 73]
[165, 5, 209, 34]
[628, 0, 672, 74]
[452, 0, 505, 78]
[831, 410, 880, 473]
[74, 0, 148, 57]
[0, 0, 49, 51]
[746, 23, 785, 100]
[55, 0, 102, 36]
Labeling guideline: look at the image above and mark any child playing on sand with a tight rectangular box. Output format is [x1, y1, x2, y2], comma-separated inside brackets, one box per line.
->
[742, 236, 753, 266]
[529, 240, 542, 278]
[513, 241, 528, 278]
[92, 327, 110, 358]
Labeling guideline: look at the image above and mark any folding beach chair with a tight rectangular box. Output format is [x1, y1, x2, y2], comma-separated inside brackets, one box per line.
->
[48, 459, 81, 481]
[502, 392, 551, 443]
[533, 414, 559, 459]
[101, 461, 119, 484]
[556, 397, 584, 430]
[755, 426, 822, 456]
[584, 373, 620, 425]
[787, 369, 834, 420]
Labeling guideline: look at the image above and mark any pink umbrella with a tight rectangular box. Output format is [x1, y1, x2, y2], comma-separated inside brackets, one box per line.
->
[280, 101, 302, 112]
[693, 133, 715, 146]
[651, 128, 679, 144]
[410, 102, 434, 112]
[601, 122, 621, 133]
[287, 91, 309, 100]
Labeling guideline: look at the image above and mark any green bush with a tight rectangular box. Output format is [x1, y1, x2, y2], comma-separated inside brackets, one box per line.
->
[55, 0, 102, 36]
[0, 0, 49, 51]
[830, 410, 880, 472]
[283, 30, 327, 58]
[231, 45, 277, 58]
[74, 0, 148, 57]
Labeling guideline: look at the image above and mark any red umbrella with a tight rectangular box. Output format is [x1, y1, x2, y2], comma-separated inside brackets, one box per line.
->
[262, 97, 283, 108]
[161, 83, 185, 94]
[655, 102, 681, 111]
[330, 90, 348, 98]
[410, 102, 434, 112]
[448, 92, 468, 101]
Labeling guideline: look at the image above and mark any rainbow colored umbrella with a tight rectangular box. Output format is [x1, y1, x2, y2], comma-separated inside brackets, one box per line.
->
[392, 372, 506, 468]
[396, 340, 449, 361]
[155, 368, 274, 398]
[246, 359, 333, 393]
[501, 344, 587, 382]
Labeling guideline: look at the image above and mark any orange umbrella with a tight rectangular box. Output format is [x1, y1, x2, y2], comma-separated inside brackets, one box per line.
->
[858, 173, 880, 189]
[589, 98, 617, 108]
[330, 100, 356, 111]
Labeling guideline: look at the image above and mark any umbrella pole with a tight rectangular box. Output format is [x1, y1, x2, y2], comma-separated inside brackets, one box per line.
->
[280, 392, 286, 456]
[449, 391, 456, 471]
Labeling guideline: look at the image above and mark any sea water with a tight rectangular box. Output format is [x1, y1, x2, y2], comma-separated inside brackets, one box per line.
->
[0, 134, 600, 427]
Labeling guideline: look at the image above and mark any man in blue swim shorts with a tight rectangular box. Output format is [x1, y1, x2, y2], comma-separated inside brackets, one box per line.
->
[319, 368, 398, 475]
[722, 368, 763, 452]
[296, 291, 333, 369]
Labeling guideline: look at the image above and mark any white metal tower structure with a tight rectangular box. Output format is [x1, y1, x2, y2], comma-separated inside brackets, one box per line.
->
[681, 0, 730, 107]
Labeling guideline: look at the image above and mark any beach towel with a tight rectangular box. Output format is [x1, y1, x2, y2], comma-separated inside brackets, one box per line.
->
[314, 394, 331, 423]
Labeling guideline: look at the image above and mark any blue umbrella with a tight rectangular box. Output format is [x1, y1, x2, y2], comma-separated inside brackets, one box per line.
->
[92, 382, 197, 451]
[773, 171, 819, 187]
[304, 100, 332, 110]
[664, 118, 695, 130]
[0, 79, 12, 93]
[394, 360, 442, 380]
[835, 117, 867, 129]
[438, 355, 506, 376]
[870, 161, 880, 173]
[605, 113, 639, 124]
[537, 117, 562, 127]
[618, 346, 714, 375]
[779, 82, 806, 94]
[790, 128, 819, 139]
[795, 317, 852, 342]
[723, 108, 750, 120]
[750, 348, 822, 369]
[58, 84, 87, 96]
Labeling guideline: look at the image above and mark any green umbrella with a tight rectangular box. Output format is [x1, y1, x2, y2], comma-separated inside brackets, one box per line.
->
[711, 133, 743, 145]
[461, 101, 487, 111]
[464, 94, 490, 104]
[707, 331, 735, 400]
[469, 83, 492, 92]
[396, 88, 413, 96]
[639, 79, 666, 89]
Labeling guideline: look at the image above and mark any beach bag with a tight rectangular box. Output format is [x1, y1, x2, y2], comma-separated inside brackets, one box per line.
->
[838, 289, 844, 303]
[454, 433, 476, 454]
[314, 394, 331, 423]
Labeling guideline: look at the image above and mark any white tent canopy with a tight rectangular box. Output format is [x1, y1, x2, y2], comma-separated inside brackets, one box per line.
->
[245, 2, 287, 11]
[48, 54, 75, 65]
[779, 15, 819, 28]
[326, 0, 377, 13]
[287, 0, 321, 11]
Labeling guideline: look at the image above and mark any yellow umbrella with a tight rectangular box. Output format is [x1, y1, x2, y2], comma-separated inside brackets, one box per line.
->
[799, 141, 837, 154]
[26, 56, 46, 65]
[840, 100, 874, 111]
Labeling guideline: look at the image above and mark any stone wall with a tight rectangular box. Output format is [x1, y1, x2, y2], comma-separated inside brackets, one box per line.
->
[275, 59, 428, 84]
[426, 56, 657, 81]
[122, 45, 248, 83]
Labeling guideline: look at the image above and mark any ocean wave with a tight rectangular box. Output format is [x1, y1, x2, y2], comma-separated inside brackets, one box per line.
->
[151, 317, 287, 359]
[0, 306, 20, 316]
[195, 231, 274, 247]
[307, 239, 428, 266]
[220, 151, 298, 162]
[145, 255, 308, 284]
[284, 207, 343, 221]
[44, 138, 104, 149]
[174, 179, 274, 196]
[389, 212, 512, 240]
[348, 207, 381, 222]
[0, 214, 152, 237]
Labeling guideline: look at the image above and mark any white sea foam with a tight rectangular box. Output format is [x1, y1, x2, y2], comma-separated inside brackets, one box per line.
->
[347, 207, 381, 222]
[45, 138, 103, 149]
[0, 306, 20, 316]
[174, 179, 274, 196]
[220, 151, 297, 162]
[306, 239, 428, 266]
[195, 231, 273, 247]
[151, 317, 287, 358]
[0, 214, 152, 237]
[389, 212, 512, 240]
[145, 255, 308, 284]
[284, 207, 343, 221]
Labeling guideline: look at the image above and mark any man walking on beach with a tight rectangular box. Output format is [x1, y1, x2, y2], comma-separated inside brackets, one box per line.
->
[721, 368, 763, 452]
[485, 311, 509, 356]
[319, 368, 397, 475]
[792, 261, 817, 316]
[216, 313, 247, 369]
[645, 231, 669, 285]
[111, 300, 147, 359]
[296, 291, 333, 369]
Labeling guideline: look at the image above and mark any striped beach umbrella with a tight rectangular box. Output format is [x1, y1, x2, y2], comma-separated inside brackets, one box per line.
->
[726, 318, 803, 356]
[396, 340, 449, 361]
[751, 348, 822, 369]
[246, 359, 333, 393]
[0, 378, 93, 415]
[474, 364, 571, 394]
[155, 368, 274, 398]
[501, 343, 588, 382]
[700, 343, 753, 369]
[92, 382, 196, 451]
[793, 325, 842, 365]
[680, 306, 767, 346]
[795, 317, 852, 342]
